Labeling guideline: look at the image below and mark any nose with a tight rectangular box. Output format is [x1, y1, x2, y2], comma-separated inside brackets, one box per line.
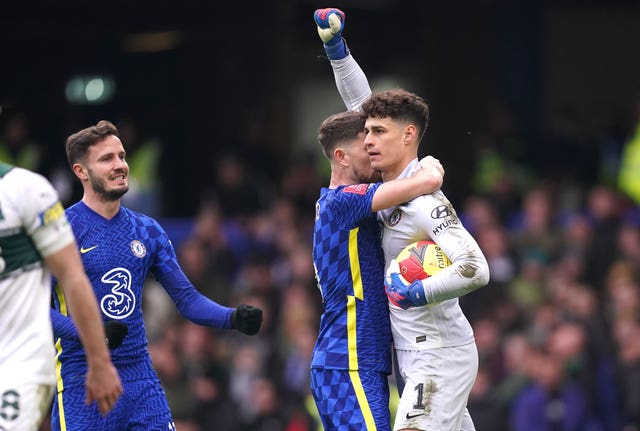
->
[364, 132, 374, 149]
[114, 157, 128, 170]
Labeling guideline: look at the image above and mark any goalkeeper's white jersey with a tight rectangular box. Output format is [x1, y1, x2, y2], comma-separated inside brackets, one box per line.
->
[0, 164, 75, 385]
[378, 159, 489, 351]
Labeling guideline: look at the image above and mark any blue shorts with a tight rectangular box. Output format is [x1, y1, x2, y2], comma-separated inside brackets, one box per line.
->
[51, 378, 175, 431]
[310, 368, 391, 431]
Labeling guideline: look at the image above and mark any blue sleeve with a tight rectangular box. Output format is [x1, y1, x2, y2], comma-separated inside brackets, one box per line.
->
[50, 308, 80, 342]
[156, 268, 235, 329]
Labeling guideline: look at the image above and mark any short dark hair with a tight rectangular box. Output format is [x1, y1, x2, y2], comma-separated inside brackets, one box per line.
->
[360, 89, 429, 142]
[65, 120, 119, 166]
[317, 111, 365, 160]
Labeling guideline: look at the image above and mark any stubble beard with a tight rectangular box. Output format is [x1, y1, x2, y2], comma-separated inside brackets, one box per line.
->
[89, 172, 129, 201]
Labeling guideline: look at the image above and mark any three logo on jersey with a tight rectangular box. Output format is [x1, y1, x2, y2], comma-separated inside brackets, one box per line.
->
[79, 239, 146, 319]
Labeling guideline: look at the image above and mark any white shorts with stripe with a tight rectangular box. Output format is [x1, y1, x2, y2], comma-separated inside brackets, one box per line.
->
[394, 342, 478, 431]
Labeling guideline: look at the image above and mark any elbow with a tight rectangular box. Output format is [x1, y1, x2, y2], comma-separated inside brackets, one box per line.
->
[475, 257, 490, 287]
[456, 255, 490, 289]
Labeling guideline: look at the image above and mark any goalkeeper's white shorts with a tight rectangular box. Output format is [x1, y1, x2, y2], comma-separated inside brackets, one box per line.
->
[394, 342, 478, 431]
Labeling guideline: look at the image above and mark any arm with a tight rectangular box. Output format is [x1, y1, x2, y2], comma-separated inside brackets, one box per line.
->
[50, 308, 80, 342]
[371, 156, 444, 212]
[45, 243, 122, 414]
[50, 307, 129, 350]
[386, 192, 489, 308]
[157, 268, 262, 335]
[315, 8, 372, 111]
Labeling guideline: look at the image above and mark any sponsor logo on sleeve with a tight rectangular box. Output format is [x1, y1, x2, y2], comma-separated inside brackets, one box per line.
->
[343, 184, 368, 195]
[39, 201, 64, 226]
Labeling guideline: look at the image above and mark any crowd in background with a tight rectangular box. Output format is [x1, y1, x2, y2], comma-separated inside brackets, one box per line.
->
[2, 103, 640, 431]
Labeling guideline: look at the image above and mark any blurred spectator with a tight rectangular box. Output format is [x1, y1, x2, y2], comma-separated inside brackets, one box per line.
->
[0, 111, 43, 171]
[618, 100, 640, 205]
[209, 153, 266, 221]
[509, 349, 596, 431]
[118, 117, 164, 217]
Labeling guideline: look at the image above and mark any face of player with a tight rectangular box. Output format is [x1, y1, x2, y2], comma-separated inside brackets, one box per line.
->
[83, 135, 129, 201]
[346, 132, 382, 183]
[364, 116, 415, 181]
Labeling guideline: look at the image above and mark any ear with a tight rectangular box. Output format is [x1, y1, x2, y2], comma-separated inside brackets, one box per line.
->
[72, 163, 88, 181]
[403, 125, 418, 144]
[333, 147, 349, 167]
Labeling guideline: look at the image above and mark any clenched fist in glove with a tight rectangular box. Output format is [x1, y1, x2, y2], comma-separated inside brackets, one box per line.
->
[314, 8, 349, 60]
[104, 320, 128, 349]
[231, 304, 263, 335]
[385, 260, 428, 310]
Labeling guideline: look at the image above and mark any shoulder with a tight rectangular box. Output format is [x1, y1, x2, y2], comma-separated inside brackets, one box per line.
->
[2, 167, 59, 210]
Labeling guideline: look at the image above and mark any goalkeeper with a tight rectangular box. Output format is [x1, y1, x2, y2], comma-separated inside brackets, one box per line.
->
[310, 8, 446, 431]
[315, 8, 490, 431]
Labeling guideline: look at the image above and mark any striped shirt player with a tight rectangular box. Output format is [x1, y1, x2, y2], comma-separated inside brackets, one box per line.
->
[50, 201, 234, 431]
[0, 163, 64, 430]
[0, 162, 122, 429]
[311, 182, 393, 430]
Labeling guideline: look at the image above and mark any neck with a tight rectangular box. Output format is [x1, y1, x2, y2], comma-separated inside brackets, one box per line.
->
[82, 192, 121, 219]
[381, 155, 417, 182]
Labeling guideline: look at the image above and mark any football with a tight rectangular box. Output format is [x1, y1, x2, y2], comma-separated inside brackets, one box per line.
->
[394, 240, 451, 283]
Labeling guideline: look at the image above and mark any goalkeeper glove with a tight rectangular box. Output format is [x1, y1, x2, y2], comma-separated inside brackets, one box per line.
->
[231, 304, 263, 335]
[385, 260, 428, 309]
[104, 320, 128, 349]
[314, 8, 349, 60]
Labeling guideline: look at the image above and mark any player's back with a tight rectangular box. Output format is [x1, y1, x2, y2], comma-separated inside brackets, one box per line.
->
[0, 164, 65, 385]
[312, 184, 391, 373]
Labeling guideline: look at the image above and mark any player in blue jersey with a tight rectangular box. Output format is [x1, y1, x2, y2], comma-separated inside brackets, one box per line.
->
[49, 120, 263, 431]
[311, 108, 444, 431]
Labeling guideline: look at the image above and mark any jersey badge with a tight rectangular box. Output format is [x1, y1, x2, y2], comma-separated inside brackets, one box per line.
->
[343, 184, 368, 195]
[388, 209, 402, 226]
[130, 240, 146, 258]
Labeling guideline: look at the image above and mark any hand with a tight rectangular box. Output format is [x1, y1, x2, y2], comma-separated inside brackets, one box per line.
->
[85, 359, 122, 415]
[231, 304, 263, 335]
[313, 8, 349, 60]
[314, 8, 345, 44]
[419, 155, 444, 177]
[385, 260, 428, 309]
[104, 320, 128, 349]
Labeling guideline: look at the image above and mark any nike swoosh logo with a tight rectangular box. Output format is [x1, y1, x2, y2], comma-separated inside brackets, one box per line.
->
[80, 245, 98, 254]
[406, 412, 425, 420]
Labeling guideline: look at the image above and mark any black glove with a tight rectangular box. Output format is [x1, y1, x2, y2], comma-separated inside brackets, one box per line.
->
[230, 304, 263, 335]
[104, 320, 128, 349]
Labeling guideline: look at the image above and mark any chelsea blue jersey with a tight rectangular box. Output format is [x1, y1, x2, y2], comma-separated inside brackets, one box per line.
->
[52, 201, 182, 386]
[311, 183, 392, 373]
